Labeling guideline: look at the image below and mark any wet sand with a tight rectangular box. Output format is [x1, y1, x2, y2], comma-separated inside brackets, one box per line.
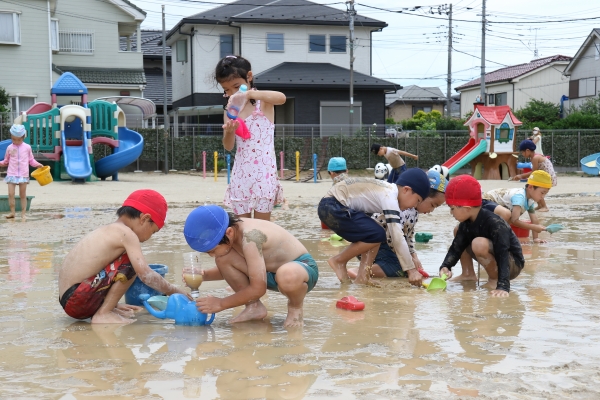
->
[1, 173, 599, 398]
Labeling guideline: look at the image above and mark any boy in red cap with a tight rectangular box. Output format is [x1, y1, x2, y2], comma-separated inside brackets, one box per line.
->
[439, 175, 525, 297]
[59, 189, 188, 324]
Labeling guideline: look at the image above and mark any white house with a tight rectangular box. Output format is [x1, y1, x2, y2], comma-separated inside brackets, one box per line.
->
[455, 55, 572, 118]
[164, 0, 397, 126]
[563, 29, 600, 109]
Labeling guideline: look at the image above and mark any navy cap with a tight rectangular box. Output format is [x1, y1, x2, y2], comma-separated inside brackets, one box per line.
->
[519, 140, 536, 151]
[184, 205, 229, 252]
[395, 168, 430, 200]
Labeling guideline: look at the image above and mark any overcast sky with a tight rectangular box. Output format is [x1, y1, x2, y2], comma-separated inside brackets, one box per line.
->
[132, 0, 600, 97]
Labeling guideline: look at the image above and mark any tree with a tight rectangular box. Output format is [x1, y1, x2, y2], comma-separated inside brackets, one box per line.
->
[0, 86, 10, 123]
[514, 99, 560, 129]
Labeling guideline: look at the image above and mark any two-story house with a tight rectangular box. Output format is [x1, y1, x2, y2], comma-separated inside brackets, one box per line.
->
[0, 0, 146, 121]
[164, 0, 398, 128]
[563, 29, 600, 109]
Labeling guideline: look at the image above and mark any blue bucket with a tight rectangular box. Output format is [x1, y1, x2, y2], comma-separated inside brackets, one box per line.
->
[125, 264, 169, 306]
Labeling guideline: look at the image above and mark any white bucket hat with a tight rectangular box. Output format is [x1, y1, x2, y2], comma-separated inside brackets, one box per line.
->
[10, 124, 26, 138]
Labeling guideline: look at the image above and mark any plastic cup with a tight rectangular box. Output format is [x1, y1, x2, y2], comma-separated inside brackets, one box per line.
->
[183, 252, 203, 298]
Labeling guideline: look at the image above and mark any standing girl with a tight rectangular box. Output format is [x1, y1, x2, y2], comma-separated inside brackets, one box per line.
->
[529, 127, 544, 156]
[0, 125, 43, 219]
[216, 55, 286, 221]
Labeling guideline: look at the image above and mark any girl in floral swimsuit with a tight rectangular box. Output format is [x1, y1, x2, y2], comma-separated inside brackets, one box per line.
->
[215, 56, 286, 221]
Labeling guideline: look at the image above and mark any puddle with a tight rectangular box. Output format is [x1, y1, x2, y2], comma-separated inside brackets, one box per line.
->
[0, 199, 599, 398]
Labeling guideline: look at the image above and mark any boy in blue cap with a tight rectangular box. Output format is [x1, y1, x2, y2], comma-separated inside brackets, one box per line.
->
[328, 157, 348, 185]
[317, 168, 430, 287]
[184, 205, 318, 328]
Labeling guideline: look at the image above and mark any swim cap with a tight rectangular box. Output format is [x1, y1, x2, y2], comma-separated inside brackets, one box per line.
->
[527, 170, 552, 189]
[427, 169, 447, 193]
[122, 189, 168, 229]
[445, 175, 482, 207]
[370, 143, 381, 155]
[327, 157, 347, 172]
[395, 168, 430, 200]
[10, 124, 26, 138]
[184, 205, 229, 252]
[519, 140, 536, 152]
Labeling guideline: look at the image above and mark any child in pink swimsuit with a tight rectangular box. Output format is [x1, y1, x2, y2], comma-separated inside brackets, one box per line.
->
[215, 55, 286, 221]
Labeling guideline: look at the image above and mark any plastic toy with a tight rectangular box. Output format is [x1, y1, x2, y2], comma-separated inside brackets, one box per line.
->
[415, 232, 433, 243]
[125, 264, 168, 306]
[418, 269, 430, 278]
[546, 224, 564, 234]
[139, 293, 215, 326]
[31, 166, 53, 186]
[226, 84, 251, 140]
[422, 274, 448, 291]
[336, 296, 365, 311]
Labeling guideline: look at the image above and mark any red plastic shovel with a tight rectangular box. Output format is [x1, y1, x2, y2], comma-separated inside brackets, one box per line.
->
[336, 296, 365, 311]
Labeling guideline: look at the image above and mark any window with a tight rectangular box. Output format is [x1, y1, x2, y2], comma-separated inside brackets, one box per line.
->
[59, 30, 94, 54]
[489, 92, 507, 106]
[579, 77, 596, 97]
[330, 35, 347, 53]
[309, 35, 325, 52]
[176, 39, 187, 62]
[0, 12, 21, 44]
[220, 34, 233, 58]
[412, 106, 432, 115]
[11, 96, 36, 116]
[50, 19, 59, 51]
[266, 33, 284, 52]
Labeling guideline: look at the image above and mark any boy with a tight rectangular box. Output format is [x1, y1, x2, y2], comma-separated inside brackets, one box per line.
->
[184, 205, 318, 328]
[59, 190, 187, 324]
[348, 169, 447, 279]
[483, 170, 553, 243]
[371, 143, 419, 184]
[439, 175, 525, 297]
[317, 168, 430, 287]
[327, 157, 348, 185]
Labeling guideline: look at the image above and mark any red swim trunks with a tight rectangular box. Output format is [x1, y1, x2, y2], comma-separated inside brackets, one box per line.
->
[59, 254, 136, 319]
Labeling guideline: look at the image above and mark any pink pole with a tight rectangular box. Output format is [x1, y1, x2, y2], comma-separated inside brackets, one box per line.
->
[202, 151, 206, 179]
[279, 151, 284, 178]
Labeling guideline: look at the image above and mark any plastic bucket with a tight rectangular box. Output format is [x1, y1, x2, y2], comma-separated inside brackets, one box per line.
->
[31, 166, 53, 186]
[125, 264, 168, 306]
[510, 221, 530, 238]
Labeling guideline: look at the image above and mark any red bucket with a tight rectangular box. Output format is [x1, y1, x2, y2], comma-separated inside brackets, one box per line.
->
[510, 221, 530, 238]
[321, 221, 329, 229]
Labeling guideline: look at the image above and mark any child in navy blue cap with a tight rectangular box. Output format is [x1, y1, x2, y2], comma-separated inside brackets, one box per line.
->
[327, 157, 348, 185]
[317, 168, 430, 287]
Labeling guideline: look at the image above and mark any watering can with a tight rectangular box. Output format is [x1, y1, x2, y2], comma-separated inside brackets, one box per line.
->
[422, 274, 448, 292]
[139, 293, 215, 326]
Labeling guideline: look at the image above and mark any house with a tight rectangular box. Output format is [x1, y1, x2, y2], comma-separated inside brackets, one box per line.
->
[0, 0, 146, 121]
[164, 0, 398, 128]
[562, 29, 600, 109]
[455, 55, 572, 118]
[385, 85, 446, 121]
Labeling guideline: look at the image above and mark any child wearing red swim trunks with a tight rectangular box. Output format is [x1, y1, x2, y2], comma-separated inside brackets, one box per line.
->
[58, 189, 188, 324]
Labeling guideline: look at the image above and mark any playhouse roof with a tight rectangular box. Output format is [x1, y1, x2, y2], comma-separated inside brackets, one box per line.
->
[469, 105, 522, 126]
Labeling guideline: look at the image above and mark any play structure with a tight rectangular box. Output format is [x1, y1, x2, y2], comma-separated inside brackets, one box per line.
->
[0, 72, 143, 182]
[442, 104, 522, 180]
[581, 153, 600, 176]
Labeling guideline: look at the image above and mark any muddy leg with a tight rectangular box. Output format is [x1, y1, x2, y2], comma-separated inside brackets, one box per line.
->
[354, 244, 380, 284]
[470, 238, 499, 289]
[91, 278, 137, 324]
[328, 241, 378, 283]
[5, 183, 16, 219]
[535, 197, 549, 212]
[216, 261, 267, 324]
[274, 262, 309, 328]
[18, 183, 27, 220]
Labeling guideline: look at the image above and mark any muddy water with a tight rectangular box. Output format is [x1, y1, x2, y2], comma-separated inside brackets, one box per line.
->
[0, 199, 599, 399]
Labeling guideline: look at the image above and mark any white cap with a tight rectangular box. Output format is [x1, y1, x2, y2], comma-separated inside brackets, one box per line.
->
[10, 124, 26, 137]
[533, 127, 540, 132]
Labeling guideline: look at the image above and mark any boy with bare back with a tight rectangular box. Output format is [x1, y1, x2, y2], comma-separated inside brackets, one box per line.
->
[183, 205, 318, 328]
[59, 190, 187, 324]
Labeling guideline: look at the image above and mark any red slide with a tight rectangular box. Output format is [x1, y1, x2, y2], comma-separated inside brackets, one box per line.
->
[442, 137, 476, 169]
[25, 102, 52, 116]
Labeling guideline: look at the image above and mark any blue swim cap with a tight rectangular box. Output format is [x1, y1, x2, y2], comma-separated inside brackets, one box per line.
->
[184, 205, 230, 252]
[328, 157, 347, 172]
[427, 169, 447, 193]
[395, 168, 430, 200]
[10, 124, 26, 138]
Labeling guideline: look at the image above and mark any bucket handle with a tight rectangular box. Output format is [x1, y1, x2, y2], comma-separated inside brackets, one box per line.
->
[206, 313, 215, 325]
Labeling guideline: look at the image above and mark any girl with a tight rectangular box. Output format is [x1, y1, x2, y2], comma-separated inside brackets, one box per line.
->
[216, 55, 286, 221]
[529, 127, 544, 155]
[0, 125, 43, 219]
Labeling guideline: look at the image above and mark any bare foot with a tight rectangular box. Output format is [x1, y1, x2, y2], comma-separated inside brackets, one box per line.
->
[114, 308, 135, 319]
[283, 306, 303, 328]
[536, 207, 549, 212]
[353, 273, 369, 285]
[450, 274, 478, 282]
[482, 279, 498, 289]
[5, 213, 15, 219]
[91, 310, 136, 324]
[229, 300, 268, 324]
[116, 303, 143, 313]
[327, 257, 351, 284]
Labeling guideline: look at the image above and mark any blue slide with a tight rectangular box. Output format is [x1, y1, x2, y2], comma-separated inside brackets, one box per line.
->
[0, 139, 10, 161]
[62, 131, 93, 180]
[95, 127, 144, 180]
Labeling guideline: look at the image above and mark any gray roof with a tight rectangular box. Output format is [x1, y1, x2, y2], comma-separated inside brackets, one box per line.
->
[144, 68, 172, 105]
[120, 30, 171, 58]
[122, 0, 146, 16]
[254, 62, 398, 90]
[168, 0, 386, 40]
[385, 85, 445, 106]
[53, 65, 146, 85]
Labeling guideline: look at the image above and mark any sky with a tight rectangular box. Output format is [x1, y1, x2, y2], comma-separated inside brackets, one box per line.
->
[131, 0, 600, 96]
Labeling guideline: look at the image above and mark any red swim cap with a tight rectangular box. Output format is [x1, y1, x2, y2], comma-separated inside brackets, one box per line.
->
[445, 175, 482, 207]
[122, 189, 168, 229]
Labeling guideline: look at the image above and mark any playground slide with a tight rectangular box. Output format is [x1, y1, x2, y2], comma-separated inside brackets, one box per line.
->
[95, 127, 144, 179]
[61, 131, 93, 180]
[0, 139, 10, 161]
[442, 138, 488, 175]
[580, 153, 600, 176]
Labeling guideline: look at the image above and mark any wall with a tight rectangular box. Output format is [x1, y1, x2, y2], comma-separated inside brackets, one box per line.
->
[387, 102, 444, 121]
[565, 38, 600, 109]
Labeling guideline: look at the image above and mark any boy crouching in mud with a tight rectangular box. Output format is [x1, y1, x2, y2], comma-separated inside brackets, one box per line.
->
[184, 205, 318, 328]
[59, 190, 187, 324]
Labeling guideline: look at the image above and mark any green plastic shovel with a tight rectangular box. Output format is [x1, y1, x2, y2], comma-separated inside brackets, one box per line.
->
[422, 274, 448, 292]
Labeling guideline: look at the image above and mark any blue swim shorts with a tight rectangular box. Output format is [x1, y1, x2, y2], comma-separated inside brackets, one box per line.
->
[481, 199, 500, 213]
[267, 253, 319, 293]
[317, 196, 386, 244]
[374, 241, 407, 278]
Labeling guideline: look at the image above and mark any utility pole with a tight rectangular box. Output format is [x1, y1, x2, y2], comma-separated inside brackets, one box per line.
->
[446, 3, 453, 117]
[347, 0, 356, 127]
[162, 5, 169, 174]
[480, 0, 486, 104]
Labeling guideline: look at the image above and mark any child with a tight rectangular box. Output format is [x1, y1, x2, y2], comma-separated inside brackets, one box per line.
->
[184, 205, 318, 328]
[217, 55, 286, 221]
[439, 175, 525, 297]
[0, 124, 44, 220]
[509, 140, 557, 212]
[529, 127, 544, 155]
[59, 190, 187, 324]
[328, 157, 348, 185]
[483, 170, 553, 243]
[370, 143, 419, 184]
[317, 168, 430, 287]
[348, 169, 447, 279]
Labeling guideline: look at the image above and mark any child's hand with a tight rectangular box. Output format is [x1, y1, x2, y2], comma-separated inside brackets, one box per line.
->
[196, 295, 224, 313]
[490, 289, 509, 297]
[222, 119, 240, 136]
[406, 268, 423, 287]
[439, 267, 452, 279]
